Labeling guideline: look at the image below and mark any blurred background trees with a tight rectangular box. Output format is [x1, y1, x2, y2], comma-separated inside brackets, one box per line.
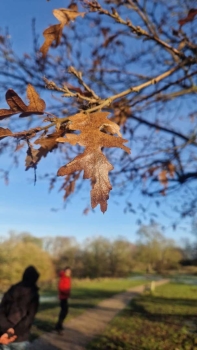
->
[135, 224, 183, 273]
[0, 226, 188, 291]
[0, 232, 55, 288]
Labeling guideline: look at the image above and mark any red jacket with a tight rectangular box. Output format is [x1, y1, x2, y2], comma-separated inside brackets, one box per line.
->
[58, 271, 71, 300]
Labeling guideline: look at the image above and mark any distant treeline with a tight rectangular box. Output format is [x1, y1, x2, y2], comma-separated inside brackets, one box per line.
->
[0, 224, 185, 289]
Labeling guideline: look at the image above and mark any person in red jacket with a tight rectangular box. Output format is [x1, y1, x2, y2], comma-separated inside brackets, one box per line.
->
[55, 267, 71, 333]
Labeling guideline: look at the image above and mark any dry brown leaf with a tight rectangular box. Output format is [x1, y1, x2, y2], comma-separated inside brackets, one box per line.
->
[0, 90, 27, 120]
[58, 150, 113, 212]
[178, 8, 197, 27]
[57, 112, 130, 212]
[167, 163, 176, 177]
[40, 4, 85, 57]
[60, 173, 80, 201]
[20, 84, 46, 117]
[25, 148, 40, 170]
[6, 89, 27, 111]
[53, 8, 85, 24]
[26, 130, 65, 170]
[40, 24, 63, 58]
[0, 84, 46, 120]
[0, 127, 13, 139]
[159, 170, 168, 187]
[158, 164, 175, 189]
[67, 3, 78, 12]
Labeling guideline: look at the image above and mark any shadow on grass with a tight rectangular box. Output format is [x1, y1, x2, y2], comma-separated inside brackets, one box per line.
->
[71, 288, 126, 300]
[31, 319, 55, 341]
[32, 287, 127, 339]
[124, 294, 197, 329]
[31, 326, 95, 350]
[143, 295, 197, 307]
[88, 292, 197, 350]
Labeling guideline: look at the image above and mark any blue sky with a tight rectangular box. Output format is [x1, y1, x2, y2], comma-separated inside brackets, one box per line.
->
[1, 150, 183, 244]
[0, 0, 194, 244]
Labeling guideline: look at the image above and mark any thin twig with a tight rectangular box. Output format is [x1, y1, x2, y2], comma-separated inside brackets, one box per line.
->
[43, 77, 98, 103]
[68, 66, 100, 100]
[85, 1, 186, 59]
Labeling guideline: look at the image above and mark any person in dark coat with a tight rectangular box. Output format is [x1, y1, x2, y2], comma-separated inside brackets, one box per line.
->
[55, 267, 71, 333]
[0, 266, 40, 350]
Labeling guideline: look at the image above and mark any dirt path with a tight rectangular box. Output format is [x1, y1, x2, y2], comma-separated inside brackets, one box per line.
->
[30, 279, 169, 350]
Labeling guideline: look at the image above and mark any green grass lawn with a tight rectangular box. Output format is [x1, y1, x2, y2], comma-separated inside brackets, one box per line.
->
[31, 278, 145, 340]
[87, 282, 197, 350]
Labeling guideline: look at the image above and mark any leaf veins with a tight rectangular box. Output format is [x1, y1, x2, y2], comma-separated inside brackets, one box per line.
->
[57, 112, 130, 213]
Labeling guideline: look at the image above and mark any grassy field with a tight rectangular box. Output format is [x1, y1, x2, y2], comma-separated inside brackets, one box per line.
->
[31, 278, 145, 340]
[87, 282, 197, 350]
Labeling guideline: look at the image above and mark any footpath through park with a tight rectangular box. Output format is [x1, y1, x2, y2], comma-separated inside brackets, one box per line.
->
[31, 279, 169, 350]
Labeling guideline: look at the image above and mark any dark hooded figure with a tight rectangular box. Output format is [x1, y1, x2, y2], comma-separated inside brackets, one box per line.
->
[0, 266, 40, 350]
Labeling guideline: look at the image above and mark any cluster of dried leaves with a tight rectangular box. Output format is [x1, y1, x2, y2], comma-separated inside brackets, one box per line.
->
[0, 84, 45, 120]
[0, 3, 133, 212]
[0, 81, 130, 212]
[1, 1, 197, 216]
[0, 84, 45, 140]
[40, 4, 85, 57]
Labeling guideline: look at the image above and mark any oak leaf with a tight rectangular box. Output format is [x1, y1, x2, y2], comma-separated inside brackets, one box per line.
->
[40, 4, 85, 57]
[0, 84, 46, 120]
[57, 112, 130, 212]
[19, 84, 46, 117]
